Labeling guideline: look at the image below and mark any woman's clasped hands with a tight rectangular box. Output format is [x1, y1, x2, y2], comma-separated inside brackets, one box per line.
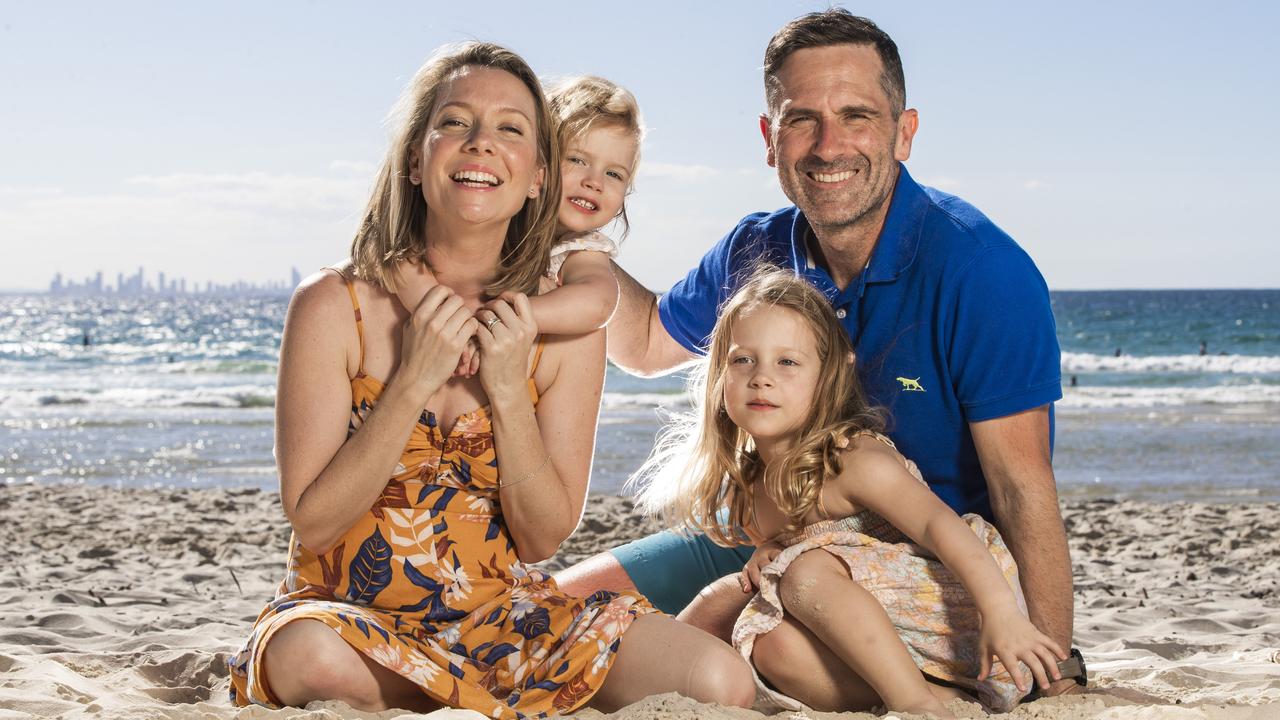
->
[398, 285, 537, 400]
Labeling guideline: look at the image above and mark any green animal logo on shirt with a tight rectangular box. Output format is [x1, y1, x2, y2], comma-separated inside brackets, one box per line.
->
[896, 377, 925, 392]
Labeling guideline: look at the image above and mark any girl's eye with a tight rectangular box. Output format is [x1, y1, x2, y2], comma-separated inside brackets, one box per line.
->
[567, 156, 586, 166]
[731, 355, 752, 365]
[501, 125, 523, 135]
[606, 170, 625, 181]
[779, 358, 798, 367]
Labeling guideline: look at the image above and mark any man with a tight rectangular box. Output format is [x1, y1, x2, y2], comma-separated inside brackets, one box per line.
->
[557, 9, 1079, 697]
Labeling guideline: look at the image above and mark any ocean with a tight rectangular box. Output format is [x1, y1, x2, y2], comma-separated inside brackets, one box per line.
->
[2, 290, 1277, 502]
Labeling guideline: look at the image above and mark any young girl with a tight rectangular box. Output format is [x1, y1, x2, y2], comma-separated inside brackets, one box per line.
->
[394, 74, 640, 349]
[636, 269, 1066, 718]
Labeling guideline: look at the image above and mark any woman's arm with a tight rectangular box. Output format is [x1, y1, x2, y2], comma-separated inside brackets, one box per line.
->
[277, 275, 476, 554]
[525, 250, 619, 334]
[477, 293, 605, 563]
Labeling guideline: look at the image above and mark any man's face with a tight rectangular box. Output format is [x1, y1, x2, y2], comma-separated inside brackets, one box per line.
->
[761, 44, 918, 234]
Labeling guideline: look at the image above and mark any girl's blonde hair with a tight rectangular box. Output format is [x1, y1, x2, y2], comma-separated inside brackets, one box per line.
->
[546, 75, 643, 237]
[350, 42, 561, 296]
[634, 268, 884, 545]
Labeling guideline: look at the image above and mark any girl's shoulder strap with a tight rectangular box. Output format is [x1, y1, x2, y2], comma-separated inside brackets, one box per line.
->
[323, 266, 366, 377]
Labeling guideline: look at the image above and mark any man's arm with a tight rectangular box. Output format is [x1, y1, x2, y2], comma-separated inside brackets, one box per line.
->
[971, 405, 1079, 696]
[605, 260, 697, 377]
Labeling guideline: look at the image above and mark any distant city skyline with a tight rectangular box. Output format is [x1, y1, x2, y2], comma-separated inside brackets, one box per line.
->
[47, 267, 302, 296]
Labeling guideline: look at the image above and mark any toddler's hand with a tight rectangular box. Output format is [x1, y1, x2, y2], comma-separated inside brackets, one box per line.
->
[977, 607, 1067, 695]
[740, 541, 783, 593]
[453, 339, 480, 377]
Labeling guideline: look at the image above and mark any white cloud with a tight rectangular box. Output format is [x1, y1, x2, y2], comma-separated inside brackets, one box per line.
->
[639, 162, 719, 182]
[1023, 178, 1049, 191]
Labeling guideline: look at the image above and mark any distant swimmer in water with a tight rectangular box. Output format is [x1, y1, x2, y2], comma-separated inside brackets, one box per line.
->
[1070, 375, 1078, 387]
[1199, 340, 1208, 356]
[81, 330, 90, 347]
[1114, 347, 1121, 357]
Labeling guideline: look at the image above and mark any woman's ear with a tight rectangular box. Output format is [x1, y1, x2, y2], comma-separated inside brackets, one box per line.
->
[527, 166, 545, 199]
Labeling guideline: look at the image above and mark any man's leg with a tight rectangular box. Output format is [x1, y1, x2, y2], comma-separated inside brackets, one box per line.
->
[554, 530, 753, 616]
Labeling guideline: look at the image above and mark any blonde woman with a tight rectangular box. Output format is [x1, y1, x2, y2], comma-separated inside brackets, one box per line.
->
[227, 42, 752, 718]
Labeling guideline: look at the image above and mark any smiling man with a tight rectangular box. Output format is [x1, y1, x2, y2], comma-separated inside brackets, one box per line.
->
[556, 9, 1079, 701]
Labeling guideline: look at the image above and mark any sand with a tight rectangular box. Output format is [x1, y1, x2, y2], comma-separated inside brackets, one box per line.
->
[1, 484, 1277, 719]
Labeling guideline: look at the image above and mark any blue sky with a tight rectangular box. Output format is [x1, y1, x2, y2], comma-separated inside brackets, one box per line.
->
[2, 1, 1276, 291]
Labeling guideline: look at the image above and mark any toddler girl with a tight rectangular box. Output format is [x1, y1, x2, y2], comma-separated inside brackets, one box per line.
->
[635, 269, 1065, 718]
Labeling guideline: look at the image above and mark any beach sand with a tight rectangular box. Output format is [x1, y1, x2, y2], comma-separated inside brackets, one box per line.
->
[1, 484, 1277, 719]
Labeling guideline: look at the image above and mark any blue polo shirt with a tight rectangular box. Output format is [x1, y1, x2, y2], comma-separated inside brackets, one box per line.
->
[657, 164, 1061, 520]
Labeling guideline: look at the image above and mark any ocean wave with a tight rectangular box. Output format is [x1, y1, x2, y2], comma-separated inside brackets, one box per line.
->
[1060, 384, 1280, 408]
[6, 385, 276, 410]
[600, 392, 692, 410]
[1061, 351, 1280, 374]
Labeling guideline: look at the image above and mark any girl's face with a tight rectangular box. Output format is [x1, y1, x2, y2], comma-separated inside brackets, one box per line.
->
[722, 305, 822, 458]
[412, 66, 544, 232]
[558, 124, 637, 234]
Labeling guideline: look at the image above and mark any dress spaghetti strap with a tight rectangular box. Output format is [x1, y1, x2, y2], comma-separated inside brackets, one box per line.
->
[323, 267, 367, 378]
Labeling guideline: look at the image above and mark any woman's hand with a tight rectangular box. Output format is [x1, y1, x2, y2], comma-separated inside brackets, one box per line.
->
[977, 606, 1067, 695]
[397, 285, 478, 403]
[740, 540, 784, 593]
[475, 291, 538, 403]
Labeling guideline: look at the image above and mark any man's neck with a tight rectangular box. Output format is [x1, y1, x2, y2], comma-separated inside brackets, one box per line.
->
[808, 200, 890, 291]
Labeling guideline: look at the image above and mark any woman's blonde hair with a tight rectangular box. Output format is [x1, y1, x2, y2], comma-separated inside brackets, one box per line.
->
[350, 42, 561, 296]
[634, 268, 884, 545]
[546, 75, 643, 237]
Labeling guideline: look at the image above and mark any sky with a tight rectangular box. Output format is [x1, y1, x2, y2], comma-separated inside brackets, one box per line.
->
[1, 1, 1277, 292]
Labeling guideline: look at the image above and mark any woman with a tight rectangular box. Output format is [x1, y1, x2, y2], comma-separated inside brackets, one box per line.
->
[226, 42, 753, 718]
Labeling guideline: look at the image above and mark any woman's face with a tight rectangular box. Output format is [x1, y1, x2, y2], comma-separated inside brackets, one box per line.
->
[412, 65, 544, 232]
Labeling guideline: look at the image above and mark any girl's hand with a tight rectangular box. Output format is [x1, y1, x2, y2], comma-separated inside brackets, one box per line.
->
[398, 285, 478, 402]
[475, 292, 538, 402]
[740, 541, 784, 593]
[977, 606, 1067, 694]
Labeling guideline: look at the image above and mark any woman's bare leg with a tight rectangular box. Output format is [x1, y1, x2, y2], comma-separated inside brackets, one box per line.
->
[677, 574, 753, 643]
[588, 613, 755, 711]
[262, 619, 440, 712]
[778, 550, 950, 718]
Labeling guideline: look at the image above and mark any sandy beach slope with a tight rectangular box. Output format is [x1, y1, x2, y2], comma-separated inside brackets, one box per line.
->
[1, 484, 1277, 719]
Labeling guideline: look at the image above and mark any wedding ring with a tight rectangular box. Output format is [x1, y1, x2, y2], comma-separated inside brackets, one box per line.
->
[484, 315, 502, 330]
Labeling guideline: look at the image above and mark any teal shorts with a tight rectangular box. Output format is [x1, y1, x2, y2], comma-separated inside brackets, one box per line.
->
[609, 530, 755, 615]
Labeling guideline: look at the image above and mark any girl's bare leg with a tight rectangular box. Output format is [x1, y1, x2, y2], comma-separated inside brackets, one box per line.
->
[754, 615, 970, 716]
[262, 619, 440, 712]
[677, 574, 753, 642]
[777, 549, 950, 718]
[588, 613, 756, 711]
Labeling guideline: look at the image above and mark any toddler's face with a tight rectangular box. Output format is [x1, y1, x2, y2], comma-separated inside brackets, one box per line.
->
[558, 125, 637, 234]
[722, 306, 822, 455]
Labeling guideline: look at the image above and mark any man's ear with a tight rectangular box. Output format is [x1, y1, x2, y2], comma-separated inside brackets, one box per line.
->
[893, 108, 920, 162]
[759, 114, 777, 168]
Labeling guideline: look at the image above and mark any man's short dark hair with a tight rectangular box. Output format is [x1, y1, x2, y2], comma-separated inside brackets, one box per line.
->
[764, 9, 905, 118]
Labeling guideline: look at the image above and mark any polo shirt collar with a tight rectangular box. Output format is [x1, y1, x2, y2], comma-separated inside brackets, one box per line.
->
[790, 162, 926, 291]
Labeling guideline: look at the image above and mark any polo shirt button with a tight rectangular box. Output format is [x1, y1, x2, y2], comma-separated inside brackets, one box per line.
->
[835, 308, 847, 319]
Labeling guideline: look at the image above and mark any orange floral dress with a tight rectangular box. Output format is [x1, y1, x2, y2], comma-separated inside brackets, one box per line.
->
[228, 272, 655, 718]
